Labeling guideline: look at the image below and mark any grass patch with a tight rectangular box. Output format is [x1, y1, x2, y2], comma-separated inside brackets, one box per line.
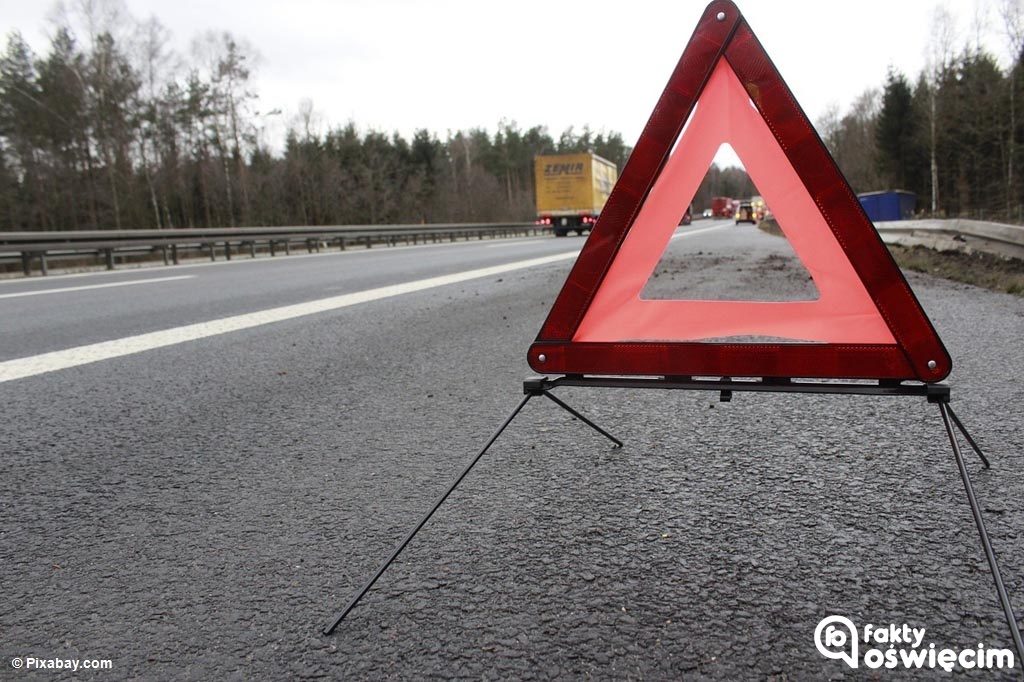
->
[887, 244, 1024, 295]
[758, 217, 784, 237]
[758, 218, 1024, 297]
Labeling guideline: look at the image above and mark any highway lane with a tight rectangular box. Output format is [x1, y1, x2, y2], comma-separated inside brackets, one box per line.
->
[0, 222, 727, 366]
[1, 219, 1022, 678]
[0, 232, 579, 362]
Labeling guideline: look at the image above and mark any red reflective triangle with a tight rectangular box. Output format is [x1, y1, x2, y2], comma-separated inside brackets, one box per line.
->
[528, 0, 951, 382]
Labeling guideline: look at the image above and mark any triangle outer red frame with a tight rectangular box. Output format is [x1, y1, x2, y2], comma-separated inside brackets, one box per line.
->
[527, 0, 951, 382]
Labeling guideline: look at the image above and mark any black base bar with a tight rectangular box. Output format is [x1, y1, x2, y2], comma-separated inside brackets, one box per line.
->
[323, 389, 621, 634]
[939, 402, 1024, 665]
[525, 373, 950, 399]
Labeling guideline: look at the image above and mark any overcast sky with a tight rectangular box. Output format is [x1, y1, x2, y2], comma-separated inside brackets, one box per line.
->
[0, 0, 1014, 164]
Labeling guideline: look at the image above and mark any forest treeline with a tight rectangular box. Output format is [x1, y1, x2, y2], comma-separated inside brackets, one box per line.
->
[0, 7, 629, 232]
[1, 3, 1022, 230]
[818, 5, 1024, 222]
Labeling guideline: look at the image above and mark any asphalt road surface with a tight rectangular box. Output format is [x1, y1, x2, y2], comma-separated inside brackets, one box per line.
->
[2, 220, 1022, 679]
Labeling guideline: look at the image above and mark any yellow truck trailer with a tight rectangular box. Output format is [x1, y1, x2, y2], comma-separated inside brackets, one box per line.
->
[534, 153, 618, 237]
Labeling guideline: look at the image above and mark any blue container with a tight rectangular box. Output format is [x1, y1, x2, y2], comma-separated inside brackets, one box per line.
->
[857, 190, 916, 222]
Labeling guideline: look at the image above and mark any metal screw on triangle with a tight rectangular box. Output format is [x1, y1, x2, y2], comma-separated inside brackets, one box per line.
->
[538, 354, 547, 363]
[928, 360, 937, 370]
[716, 11, 726, 20]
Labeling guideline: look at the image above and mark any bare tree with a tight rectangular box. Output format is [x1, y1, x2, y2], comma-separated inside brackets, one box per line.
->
[1001, 0, 1024, 216]
[132, 16, 174, 227]
[190, 31, 259, 226]
[925, 5, 958, 214]
[295, 98, 321, 142]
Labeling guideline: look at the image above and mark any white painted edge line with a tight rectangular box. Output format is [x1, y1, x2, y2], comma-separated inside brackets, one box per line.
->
[484, 238, 549, 248]
[0, 251, 580, 384]
[672, 224, 728, 239]
[0, 275, 194, 300]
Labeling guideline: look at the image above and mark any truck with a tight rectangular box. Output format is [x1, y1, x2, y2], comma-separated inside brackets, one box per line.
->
[534, 153, 618, 237]
[711, 196, 734, 218]
[857, 190, 916, 222]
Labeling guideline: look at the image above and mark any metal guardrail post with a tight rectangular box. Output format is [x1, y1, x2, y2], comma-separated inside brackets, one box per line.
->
[225, 241, 232, 261]
[172, 244, 179, 264]
[104, 249, 114, 270]
[39, 252, 47, 275]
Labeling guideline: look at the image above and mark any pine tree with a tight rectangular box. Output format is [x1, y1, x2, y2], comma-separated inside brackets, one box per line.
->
[876, 68, 922, 191]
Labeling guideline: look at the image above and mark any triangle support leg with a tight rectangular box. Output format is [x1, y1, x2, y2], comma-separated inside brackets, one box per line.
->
[945, 404, 991, 469]
[322, 393, 534, 635]
[938, 402, 1024, 664]
[540, 391, 623, 448]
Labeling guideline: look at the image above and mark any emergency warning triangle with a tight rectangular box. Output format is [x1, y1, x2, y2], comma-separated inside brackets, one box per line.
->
[528, 0, 951, 382]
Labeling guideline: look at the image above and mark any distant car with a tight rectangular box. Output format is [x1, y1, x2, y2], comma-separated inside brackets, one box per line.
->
[702, 208, 713, 218]
[735, 202, 756, 224]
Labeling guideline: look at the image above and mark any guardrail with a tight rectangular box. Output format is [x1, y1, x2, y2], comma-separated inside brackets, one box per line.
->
[5, 217, 1019, 278]
[874, 218, 1024, 261]
[0, 222, 540, 276]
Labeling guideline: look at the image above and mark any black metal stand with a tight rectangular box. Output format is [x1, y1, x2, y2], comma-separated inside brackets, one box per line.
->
[323, 374, 1021, 668]
[938, 401, 1023, 662]
[322, 387, 620, 635]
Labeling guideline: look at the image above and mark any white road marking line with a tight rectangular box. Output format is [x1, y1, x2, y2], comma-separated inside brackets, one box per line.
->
[486, 224, 722, 249]
[0, 251, 580, 384]
[0, 275, 194, 300]
[672, 224, 728, 239]
[485, 239, 551, 248]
